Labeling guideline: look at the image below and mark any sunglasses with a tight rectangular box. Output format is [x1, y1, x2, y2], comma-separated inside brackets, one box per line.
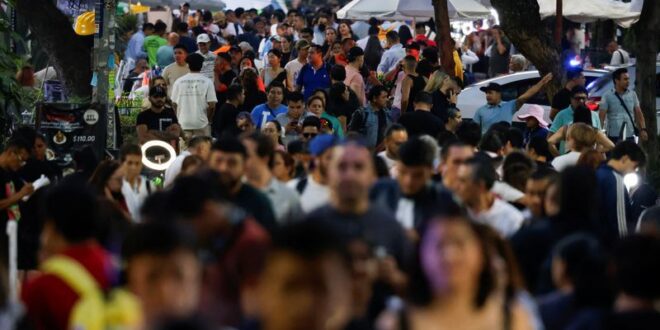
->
[303, 133, 317, 138]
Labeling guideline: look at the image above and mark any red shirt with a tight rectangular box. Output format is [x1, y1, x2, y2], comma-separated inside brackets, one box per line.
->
[21, 242, 114, 330]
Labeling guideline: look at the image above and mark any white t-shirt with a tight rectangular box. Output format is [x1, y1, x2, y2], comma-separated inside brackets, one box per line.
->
[469, 198, 524, 237]
[492, 181, 525, 203]
[378, 151, 397, 172]
[195, 50, 217, 80]
[164, 150, 191, 187]
[285, 59, 305, 90]
[551, 151, 581, 172]
[122, 176, 151, 223]
[395, 198, 415, 230]
[287, 176, 330, 214]
[171, 73, 217, 130]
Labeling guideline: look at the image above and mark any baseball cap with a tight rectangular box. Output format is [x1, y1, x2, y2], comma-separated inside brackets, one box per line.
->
[149, 85, 167, 98]
[270, 35, 282, 42]
[295, 39, 311, 50]
[309, 134, 338, 157]
[479, 82, 502, 93]
[196, 33, 211, 44]
[516, 104, 549, 128]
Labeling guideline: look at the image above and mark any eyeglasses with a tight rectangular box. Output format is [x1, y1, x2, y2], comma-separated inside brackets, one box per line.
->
[303, 133, 317, 138]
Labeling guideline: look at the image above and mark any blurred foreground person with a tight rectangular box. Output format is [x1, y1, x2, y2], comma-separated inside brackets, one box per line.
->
[123, 221, 201, 328]
[256, 221, 352, 330]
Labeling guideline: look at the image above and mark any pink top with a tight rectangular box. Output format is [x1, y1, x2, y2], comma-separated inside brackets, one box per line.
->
[345, 65, 366, 106]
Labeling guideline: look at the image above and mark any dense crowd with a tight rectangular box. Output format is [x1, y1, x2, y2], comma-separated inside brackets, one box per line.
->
[1, 2, 660, 330]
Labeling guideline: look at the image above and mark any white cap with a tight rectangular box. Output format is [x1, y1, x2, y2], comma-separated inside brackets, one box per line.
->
[196, 33, 210, 43]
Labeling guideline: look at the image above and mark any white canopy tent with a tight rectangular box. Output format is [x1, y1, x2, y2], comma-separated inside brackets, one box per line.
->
[221, 0, 287, 11]
[337, 0, 492, 21]
[537, 0, 644, 28]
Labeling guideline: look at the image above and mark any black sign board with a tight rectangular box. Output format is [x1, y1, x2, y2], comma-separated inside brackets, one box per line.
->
[36, 103, 106, 168]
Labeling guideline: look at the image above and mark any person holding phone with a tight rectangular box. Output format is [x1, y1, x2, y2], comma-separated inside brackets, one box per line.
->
[276, 91, 307, 145]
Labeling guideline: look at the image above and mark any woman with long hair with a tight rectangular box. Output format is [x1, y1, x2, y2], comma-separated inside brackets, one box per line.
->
[404, 216, 532, 330]
[424, 70, 458, 120]
[338, 21, 355, 41]
[261, 120, 285, 151]
[239, 68, 267, 112]
[364, 26, 384, 72]
[261, 49, 287, 88]
[280, 35, 293, 65]
[322, 27, 338, 57]
[89, 160, 130, 217]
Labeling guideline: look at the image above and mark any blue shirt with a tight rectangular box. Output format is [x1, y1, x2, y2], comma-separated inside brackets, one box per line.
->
[296, 63, 331, 101]
[125, 31, 146, 64]
[473, 100, 518, 134]
[523, 127, 549, 146]
[251, 103, 288, 129]
[156, 45, 174, 68]
[179, 36, 198, 53]
[377, 44, 406, 73]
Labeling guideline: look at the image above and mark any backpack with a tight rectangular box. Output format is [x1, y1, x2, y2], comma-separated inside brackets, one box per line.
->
[349, 107, 370, 136]
[41, 255, 142, 330]
[295, 177, 308, 194]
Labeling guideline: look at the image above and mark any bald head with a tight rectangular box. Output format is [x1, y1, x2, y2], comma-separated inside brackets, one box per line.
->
[168, 32, 180, 46]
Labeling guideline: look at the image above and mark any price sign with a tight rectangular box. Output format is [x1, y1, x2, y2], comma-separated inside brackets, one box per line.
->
[36, 103, 106, 168]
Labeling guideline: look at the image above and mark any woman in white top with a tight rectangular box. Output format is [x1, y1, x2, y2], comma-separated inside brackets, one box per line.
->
[549, 122, 611, 172]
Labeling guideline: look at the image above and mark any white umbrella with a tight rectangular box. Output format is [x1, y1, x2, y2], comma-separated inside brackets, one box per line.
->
[537, 0, 643, 27]
[398, 0, 492, 20]
[337, 0, 492, 21]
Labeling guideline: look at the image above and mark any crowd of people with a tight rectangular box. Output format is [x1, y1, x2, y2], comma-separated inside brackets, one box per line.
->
[1, 2, 660, 330]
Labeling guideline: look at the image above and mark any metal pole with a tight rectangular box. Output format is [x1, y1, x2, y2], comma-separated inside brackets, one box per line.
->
[94, 0, 117, 150]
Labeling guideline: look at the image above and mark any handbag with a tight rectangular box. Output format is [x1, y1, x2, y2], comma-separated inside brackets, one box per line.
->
[613, 91, 639, 137]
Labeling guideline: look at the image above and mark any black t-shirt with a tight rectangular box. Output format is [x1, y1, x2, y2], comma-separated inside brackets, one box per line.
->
[327, 89, 361, 119]
[135, 107, 179, 131]
[399, 110, 445, 137]
[231, 184, 277, 235]
[405, 74, 428, 113]
[241, 91, 267, 113]
[430, 90, 453, 122]
[19, 159, 62, 183]
[305, 205, 409, 265]
[214, 103, 241, 138]
[416, 59, 438, 78]
[217, 70, 237, 106]
[551, 87, 572, 111]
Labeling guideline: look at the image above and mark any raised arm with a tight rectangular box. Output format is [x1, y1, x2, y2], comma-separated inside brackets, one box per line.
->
[516, 73, 553, 110]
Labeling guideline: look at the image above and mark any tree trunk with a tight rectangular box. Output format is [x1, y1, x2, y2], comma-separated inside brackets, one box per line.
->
[432, 0, 455, 77]
[490, 0, 562, 99]
[15, 0, 92, 98]
[632, 0, 660, 183]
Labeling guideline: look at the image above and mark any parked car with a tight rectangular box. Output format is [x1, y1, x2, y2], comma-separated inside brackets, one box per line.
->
[456, 69, 609, 123]
[587, 63, 660, 133]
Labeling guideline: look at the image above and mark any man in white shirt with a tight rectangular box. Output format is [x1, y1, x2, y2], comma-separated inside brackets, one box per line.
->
[377, 30, 406, 74]
[455, 156, 524, 237]
[195, 34, 217, 80]
[120, 144, 152, 222]
[378, 124, 408, 174]
[287, 134, 337, 213]
[285, 40, 310, 92]
[171, 53, 217, 142]
[607, 41, 630, 66]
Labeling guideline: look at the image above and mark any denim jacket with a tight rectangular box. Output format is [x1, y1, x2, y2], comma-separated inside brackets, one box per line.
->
[349, 104, 392, 148]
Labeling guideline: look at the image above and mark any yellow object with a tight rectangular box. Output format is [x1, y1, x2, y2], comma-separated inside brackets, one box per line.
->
[130, 3, 150, 14]
[42, 255, 143, 330]
[74, 11, 96, 36]
[453, 50, 464, 82]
